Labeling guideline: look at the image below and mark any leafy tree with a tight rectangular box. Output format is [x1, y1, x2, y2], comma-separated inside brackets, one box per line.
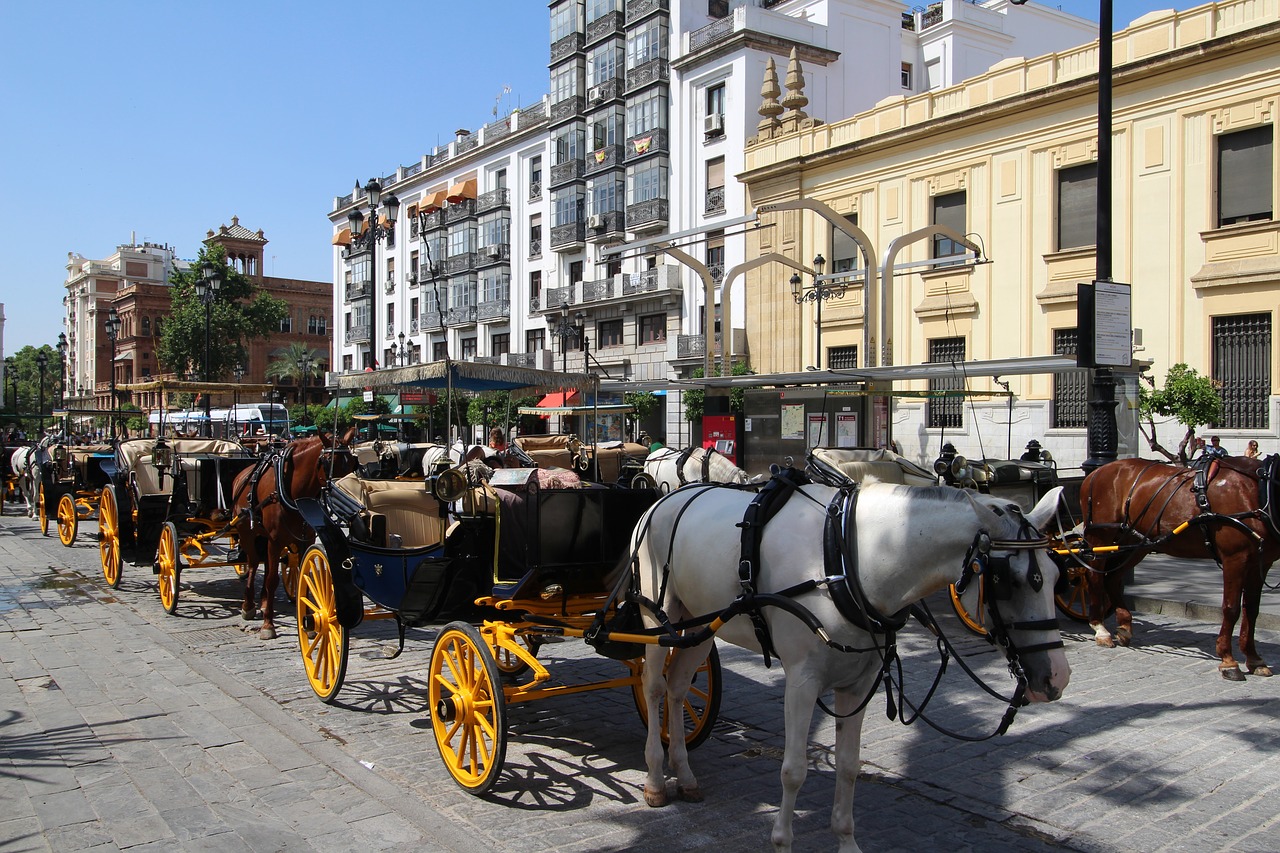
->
[119, 403, 145, 437]
[266, 342, 326, 403]
[466, 391, 536, 437]
[1138, 363, 1222, 463]
[625, 391, 659, 441]
[683, 361, 752, 422]
[3, 345, 61, 433]
[157, 244, 287, 382]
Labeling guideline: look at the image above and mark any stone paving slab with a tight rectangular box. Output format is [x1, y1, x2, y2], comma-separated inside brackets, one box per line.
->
[3, 509, 1280, 851]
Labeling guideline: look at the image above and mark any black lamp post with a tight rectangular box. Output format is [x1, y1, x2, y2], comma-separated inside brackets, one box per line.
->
[105, 307, 120, 440]
[233, 362, 244, 434]
[553, 305, 580, 374]
[56, 333, 68, 410]
[194, 261, 222, 437]
[35, 351, 48, 437]
[347, 178, 400, 370]
[298, 351, 314, 405]
[789, 254, 845, 370]
[4, 357, 17, 425]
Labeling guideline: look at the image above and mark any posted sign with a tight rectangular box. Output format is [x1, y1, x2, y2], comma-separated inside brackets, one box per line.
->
[1076, 280, 1132, 368]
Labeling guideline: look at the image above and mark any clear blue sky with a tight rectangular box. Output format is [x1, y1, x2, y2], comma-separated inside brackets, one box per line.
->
[0, 0, 1182, 355]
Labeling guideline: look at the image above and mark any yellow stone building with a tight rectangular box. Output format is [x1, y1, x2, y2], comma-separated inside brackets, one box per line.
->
[738, 0, 1278, 468]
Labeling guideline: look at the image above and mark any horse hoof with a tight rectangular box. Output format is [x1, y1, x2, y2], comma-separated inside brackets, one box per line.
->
[241, 609, 255, 622]
[1220, 667, 1246, 682]
[644, 787, 669, 808]
[676, 785, 703, 803]
[259, 627, 278, 641]
[1095, 636, 1115, 648]
[1115, 628, 1133, 647]
[1247, 664, 1273, 678]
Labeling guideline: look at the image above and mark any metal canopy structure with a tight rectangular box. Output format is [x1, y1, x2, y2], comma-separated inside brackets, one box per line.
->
[119, 379, 275, 394]
[332, 359, 595, 396]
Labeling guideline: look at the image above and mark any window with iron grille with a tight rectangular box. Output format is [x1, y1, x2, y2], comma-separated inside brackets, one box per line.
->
[1213, 313, 1271, 429]
[927, 336, 965, 429]
[1053, 328, 1088, 428]
[828, 345, 857, 369]
[1217, 125, 1273, 227]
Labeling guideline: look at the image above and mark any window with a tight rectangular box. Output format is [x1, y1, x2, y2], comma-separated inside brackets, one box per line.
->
[706, 230, 724, 283]
[1217, 125, 1273, 227]
[901, 62, 913, 90]
[588, 40, 624, 87]
[1213, 313, 1271, 429]
[589, 176, 625, 216]
[831, 213, 861, 273]
[931, 191, 966, 260]
[1057, 162, 1097, 250]
[569, 260, 584, 286]
[1052, 328, 1087, 429]
[387, 304, 395, 328]
[154, 317, 162, 337]
[410, 250, 419, 282]
[605, 256, 622, 277]
[491, 333, 510, 358]
[494, 168, 507, 191]
[447, 222, 476, 257]
[481, 269, 510, 303]
[526, 329, 546, 353]
[410, 297, 419, 320]
[639, 313, 666, 345]
[828, 345, 857, 369]
[586, 0, 621, 24]
[351, 256, 371, 287]
[554, 122, 586, 165]
[529, 155, 543, 199]
[461, 337, 478, 360]
[141, 316, 151, 337]
[530, 215, 542, 257]
[626, 18, 667, 68]
[598, 318, 624, 348]
[551, 61, 584, 104]
[317, 315, 326, 335]
[451, 274, 478, 309]
[705, 157, 725, 214]
[308, 315, 318, 335]
[479, 210, 511, 248]
[708, 0, 729, 17]
[926, 337, 965, 429]
[553, 187, 585, 227]
[627, 157, 669, 205]
[551, 1, 582, 42]
[279, 314, 293, 333]
[626, 88, 667, 134]
[433, 341, 448, 361]
[530, 270, 542, 302]
[706, 82, 725, 120]
[590, 105, 625, 149]
[343, 354, 353, 371]
[386, 257, 395, 282]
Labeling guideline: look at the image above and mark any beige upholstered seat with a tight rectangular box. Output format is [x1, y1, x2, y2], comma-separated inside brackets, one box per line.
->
[810, 447, 938, 487]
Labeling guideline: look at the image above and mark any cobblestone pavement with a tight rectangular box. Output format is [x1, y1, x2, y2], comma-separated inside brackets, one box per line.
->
[3, 509, 1280, 852]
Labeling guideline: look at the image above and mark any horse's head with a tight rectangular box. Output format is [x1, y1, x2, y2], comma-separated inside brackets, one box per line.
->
[959, 486, 1071, 703]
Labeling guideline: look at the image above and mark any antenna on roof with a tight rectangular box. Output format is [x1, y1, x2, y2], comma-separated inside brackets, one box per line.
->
[492, 84, 512, 118]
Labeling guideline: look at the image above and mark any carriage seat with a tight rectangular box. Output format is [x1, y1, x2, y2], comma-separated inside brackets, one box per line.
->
[809, 447, 938, 487]
[512, 434, 576, 471]
[331, 474, 447, 549]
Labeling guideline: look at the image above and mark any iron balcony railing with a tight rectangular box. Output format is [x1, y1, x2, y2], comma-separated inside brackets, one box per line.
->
[345, 282, 372, 301]
[477, 299, 511, 322]
[345, 324, 371, 344]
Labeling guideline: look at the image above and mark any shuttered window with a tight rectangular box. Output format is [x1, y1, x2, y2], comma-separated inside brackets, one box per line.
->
[1213, 313, 1271, 429]
[1057, 163, 1097, 250]
[828, 346, 857, 369]
[927, 336, 965, 429]
[1218, 125, 1273, 227]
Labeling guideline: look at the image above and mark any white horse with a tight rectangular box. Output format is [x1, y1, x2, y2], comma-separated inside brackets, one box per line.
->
[631, 478, 1069, 852]
[641, 445, 757, 493]
[8, 445, 41, 518]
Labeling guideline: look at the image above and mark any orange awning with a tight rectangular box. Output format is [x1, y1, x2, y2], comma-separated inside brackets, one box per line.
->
[332, 228, 352, 246]
[536, 390, 580, 409]
[421, 190, 447, 213]
[446, 179, 477, 203]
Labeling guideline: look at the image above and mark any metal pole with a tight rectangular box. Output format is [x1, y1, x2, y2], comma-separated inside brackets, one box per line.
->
[37, 361, 46, 437]
[1084, 0, 1118, 471]
[203, 298, 212, 437]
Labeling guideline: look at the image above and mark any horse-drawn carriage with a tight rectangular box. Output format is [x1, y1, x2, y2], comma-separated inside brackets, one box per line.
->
[37, 439, 114, 546]
[96, 435, 259, 613]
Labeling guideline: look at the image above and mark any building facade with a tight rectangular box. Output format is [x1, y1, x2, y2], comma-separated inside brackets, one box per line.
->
[330, 0, 1097, 443]
[738, 0, 1279, 468]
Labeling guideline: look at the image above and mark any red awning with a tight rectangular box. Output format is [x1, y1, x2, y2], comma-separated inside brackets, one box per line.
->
[536, 390, 580, 408]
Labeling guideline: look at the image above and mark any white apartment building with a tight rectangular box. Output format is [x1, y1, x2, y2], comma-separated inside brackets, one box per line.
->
[330, 0, 1096, 441]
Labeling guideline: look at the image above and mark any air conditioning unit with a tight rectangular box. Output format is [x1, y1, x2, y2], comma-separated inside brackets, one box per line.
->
[587, 86, 604, 103]
[586, 215, 605, 229]
[486, 245, 502, 259]
[704, 113, 725, 136]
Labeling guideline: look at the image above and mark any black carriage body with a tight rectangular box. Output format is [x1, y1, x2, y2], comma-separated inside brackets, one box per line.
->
[974, 459, 1058, 510]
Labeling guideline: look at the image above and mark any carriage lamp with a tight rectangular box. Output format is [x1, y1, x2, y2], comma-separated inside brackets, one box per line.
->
[152, 437, 173, 473]
[432, 467, 469, 503]
[53, 444, 68, 463]
[949, 454, 971, 483]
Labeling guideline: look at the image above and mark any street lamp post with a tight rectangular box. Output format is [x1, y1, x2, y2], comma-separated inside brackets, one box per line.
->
[35, 351, 48, 437]
[194, 261, 222, 437]
[105, 307, 120, 440]
[552, 305, 580, 374]
[298, 351, 314, 406]
[347, 178, 400, 370]
[57, 333, 68, 410]
[789, 254, 844, 370]
[4, 357, 17, 426]
[233, 362, 244, 435]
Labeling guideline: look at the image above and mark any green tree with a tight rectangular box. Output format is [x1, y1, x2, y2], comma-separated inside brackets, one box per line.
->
[1139, 363, 1223, 463]
[266, 342, 326, 403]
[157, 244, 287, 383]
[3, 345, 61, 433]
[683, 361, 752, 422]
[119, 403, 145, 437]
[624, 391, 659, 441]
[465, 391, 536, 438]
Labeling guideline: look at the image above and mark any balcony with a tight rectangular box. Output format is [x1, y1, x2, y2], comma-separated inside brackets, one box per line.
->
[529, 180, 542, 202]
[585, 76, 624, 105]
[410, 316, 420, 334]
[550, 159, 586, 188]
[475, 244, 511, 266]
[550, 222, 586, 251]
[623, 263, 681, 297]
[509, 350, 553, 371]
[529, 237, 542, 258]
[444, 199, 476, 223]
[585, 144, 624, 175]
[586, 210, 626, 240]
[419, 209, 445, 232]
[477, 299, 511, 322]
[585, 10, 623, 45]
[625, 198, 669, 231]
[677, 334, 705, 359]
[626, 0, 669, 23]
[582, 276, 616, 303]
[446, 306, 478, 327]
[625, 128, 667, 162]
[550, 95, 586, 125]
[386, 321, 396, 339]
[345, 281, 372, 301]
[626, 59, 669, 93]
[407, 273, 420, 289]
[475, 188, 510, 215]
[689, 14, 733, 51]
[345, 324, 371, 344]
[444, 253, 476, 275]
[384, 276, 396, 294]
[550, 32, 584, 63]
[705, 185, 725, 216]
[545, 285, 575, 309]
[421, 311, 443, 330]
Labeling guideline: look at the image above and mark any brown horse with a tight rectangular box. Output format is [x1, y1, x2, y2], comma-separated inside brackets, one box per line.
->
[231, 429, 356, 639]
[1077, 456, 1279, 680]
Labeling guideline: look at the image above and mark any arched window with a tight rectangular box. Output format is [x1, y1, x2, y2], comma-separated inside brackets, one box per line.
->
[308, 315, 318, 334]
[317, 315, 327, 335]
[154, 317, 163, 337]
[141, 316, 151, 337]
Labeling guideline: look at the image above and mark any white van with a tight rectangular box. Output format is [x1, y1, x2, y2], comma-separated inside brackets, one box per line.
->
[210, 404, 291, 439]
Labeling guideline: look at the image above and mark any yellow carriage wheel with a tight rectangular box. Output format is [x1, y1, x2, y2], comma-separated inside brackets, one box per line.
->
[630, 642, 723, 751]
[156, 522, 181, 615]
[38, 483, 49, 536]
[1054, 561, 1090, 623]
[296, 545, 348, 703]
[57, 493, 78, 547]
[429, 621, 507, 795]
[98, 486, 123, 588]
[949, 581, 989, 637]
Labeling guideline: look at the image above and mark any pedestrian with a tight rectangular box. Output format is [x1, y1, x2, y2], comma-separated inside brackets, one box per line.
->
[488, 427, 507, 452]
[1205, 435, 1228, 459]
[1246, 440, 1261, 459]
[1020, 439, 1044, 462]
